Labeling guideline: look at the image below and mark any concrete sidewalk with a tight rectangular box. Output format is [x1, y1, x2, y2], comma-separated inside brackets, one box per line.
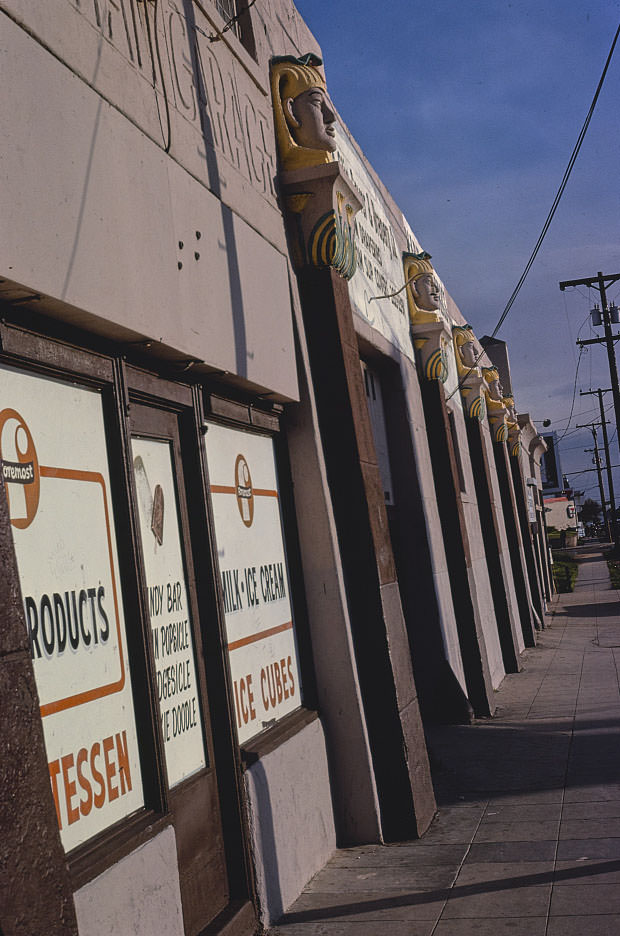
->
[268, 549, 620, 935]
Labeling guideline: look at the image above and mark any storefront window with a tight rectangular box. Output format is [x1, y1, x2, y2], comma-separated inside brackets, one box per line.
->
[203, 421, 302, 744]
[0, 363, 144, 852]
[131, 436, 207, 786]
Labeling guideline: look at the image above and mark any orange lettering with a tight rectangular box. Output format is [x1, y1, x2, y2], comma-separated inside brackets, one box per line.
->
[76, 747, 93, 817]
[274, 662, 283, 704]
[115, 731, 132, 796]
[91, 742, 106, 809]
[247, 673, 256, 720]
[61, 753, 79, 825]
[281, 657, 289, 699]
[103, 735, 119, 802]
[233, 680, 242, 728]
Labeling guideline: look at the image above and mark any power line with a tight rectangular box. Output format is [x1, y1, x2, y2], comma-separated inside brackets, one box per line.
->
[443, 22, 619, 405]
[549, 400, 610, 427]
[555, 345, 585, 443]
[490, 22, 620, 339]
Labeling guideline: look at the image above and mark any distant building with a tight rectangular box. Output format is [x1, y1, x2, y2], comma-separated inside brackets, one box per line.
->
[540, 432, 565, 494]
[544, 494, 577, 532]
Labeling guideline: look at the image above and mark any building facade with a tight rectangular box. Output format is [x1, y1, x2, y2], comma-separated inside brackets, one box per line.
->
[0, 2, 549, 933]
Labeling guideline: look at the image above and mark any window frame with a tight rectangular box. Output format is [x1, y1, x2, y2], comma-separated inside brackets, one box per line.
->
[0, 317, 318, 893]
[200, 390, 318, 765]
[192, 0, 258, 62]
[0, 323, 169, 886]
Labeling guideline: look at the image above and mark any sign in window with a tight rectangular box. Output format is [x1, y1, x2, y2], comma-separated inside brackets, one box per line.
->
[0, 364, 144, 852]
[132, 437, 207, 786]
[204, 423, 302, 744]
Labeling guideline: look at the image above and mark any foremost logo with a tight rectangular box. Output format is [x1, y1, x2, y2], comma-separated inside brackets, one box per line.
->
[3, 460, 35, 483]
[0, 408, 40, 528]
[235, 454, 254, 527]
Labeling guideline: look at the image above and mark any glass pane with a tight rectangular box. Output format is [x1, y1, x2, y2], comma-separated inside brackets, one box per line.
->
[0, 363, 144, 852]
[203, 422, 302, 744]
[132, 436, 207, 786]
[214, 0, 239, 34]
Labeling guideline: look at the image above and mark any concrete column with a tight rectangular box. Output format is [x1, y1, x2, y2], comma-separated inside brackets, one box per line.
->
[510, 456, 546, 626]
[420, 380, 496, 717]
[492, 443, 537, 647]
[381, 363, 473, 725]
[465, 419, 522, 673]
[296, 265, 436, 841]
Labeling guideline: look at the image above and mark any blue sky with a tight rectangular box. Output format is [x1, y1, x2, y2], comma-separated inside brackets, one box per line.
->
[294, 0, 620, 499]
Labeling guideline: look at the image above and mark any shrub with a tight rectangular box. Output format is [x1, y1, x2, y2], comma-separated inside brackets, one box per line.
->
[552, 551, 579, 593]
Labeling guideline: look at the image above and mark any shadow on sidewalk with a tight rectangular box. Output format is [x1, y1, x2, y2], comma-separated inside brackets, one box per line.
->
[425, 716, 620, 807]
[559, 602, 620, 617]
[277, 860, 620, 925]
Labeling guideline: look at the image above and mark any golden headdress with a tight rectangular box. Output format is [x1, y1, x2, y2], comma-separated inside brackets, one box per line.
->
[403, 251, 434, 283]
[453, 324, 476, 348]
[482, 367, 500, 384]
[270, 54, 333, 172]
[403, 251, 440, 325]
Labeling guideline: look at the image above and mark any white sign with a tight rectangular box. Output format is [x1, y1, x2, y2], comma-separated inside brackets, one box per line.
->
[132, 437, 206, 787]
[335, 126, 462, 410]
[203, 423, 301, 744]
[336, 126, 416, 361]
[526, 485, 537, 524]
[0, 364, 144, 852]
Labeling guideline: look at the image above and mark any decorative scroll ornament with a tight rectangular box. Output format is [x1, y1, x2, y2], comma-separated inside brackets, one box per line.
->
[270, 55, 361, 279]
[306, 190, 357, 279]
[508, 426, 522, 457]
[482, 366, 507, 442]
[404, 252, 450, 383]
[453, 324, 486, 421]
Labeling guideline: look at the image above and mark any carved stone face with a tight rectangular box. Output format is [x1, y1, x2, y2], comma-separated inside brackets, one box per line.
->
[285, 88, 337, 153]
[505, 402, 517, 423]
[487, 377, 503, 402]
[412, 273, 440, 311]
[459, 340, 477, 368]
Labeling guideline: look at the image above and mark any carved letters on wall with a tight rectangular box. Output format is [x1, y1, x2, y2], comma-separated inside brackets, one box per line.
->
[66, 0, 277, 199]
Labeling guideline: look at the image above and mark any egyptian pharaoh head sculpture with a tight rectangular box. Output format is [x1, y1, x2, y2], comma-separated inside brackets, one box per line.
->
[453, 325, 479, 375]
[403, 252, 449, 381]
[453, 325, 486, 420]
[503, 395, 518, 425]
[482, 367, 508, 441]
[403, 251, 442, 326]
[482, 367, 503, 404]
[270, 54, 337, 172]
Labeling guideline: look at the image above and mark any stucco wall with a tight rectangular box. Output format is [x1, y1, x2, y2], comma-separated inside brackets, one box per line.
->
[0, 4, 300, 399]
[451, 406, 505, 691]
[244, 717, 336, 926]
[73, 827, 184, 936]
[285, 299, 383, 845]
[480, 421, 525, 656]
[399, 359, 467, 695]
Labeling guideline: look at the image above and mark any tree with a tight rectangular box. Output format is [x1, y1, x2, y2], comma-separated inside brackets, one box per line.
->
[580, 498, 602, 524]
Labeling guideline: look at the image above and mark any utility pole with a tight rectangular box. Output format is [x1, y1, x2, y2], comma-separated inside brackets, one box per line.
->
[581, 389, 617, 548]
[561, 272, 620, 462]
[580, 422, 611, 541]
